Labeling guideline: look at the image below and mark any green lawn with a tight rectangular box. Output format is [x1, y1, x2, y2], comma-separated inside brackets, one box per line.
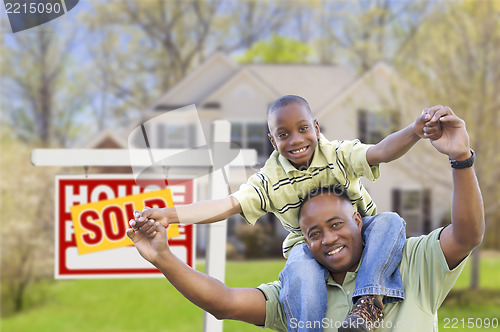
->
[437, 251, 500, 331]
[1, 255, 499, 332]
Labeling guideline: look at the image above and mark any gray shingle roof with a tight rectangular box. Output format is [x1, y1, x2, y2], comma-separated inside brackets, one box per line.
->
[245, 64, 357, 113]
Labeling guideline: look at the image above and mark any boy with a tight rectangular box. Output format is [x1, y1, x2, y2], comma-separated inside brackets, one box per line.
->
[131, 95, 442, 332]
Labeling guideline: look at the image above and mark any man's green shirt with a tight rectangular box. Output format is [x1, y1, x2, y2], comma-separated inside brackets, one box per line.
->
[258, 228, 469, 331]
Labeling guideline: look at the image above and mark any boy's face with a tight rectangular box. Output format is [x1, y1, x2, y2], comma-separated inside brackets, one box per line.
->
[267, 102, 320, 170]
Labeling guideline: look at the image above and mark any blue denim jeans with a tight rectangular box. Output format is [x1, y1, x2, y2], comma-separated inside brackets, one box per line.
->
[278, 212, 406, 332]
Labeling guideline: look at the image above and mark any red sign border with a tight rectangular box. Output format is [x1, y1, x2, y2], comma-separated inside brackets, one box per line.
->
[55, 174, 196, 279]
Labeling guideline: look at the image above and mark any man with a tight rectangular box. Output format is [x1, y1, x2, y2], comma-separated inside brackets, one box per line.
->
[128, 107, 484, 331]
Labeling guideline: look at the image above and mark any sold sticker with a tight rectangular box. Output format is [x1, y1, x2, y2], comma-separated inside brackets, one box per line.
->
[71, 189, 179, 254]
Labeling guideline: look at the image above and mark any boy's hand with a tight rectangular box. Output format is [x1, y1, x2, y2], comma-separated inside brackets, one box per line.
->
[412, 105, 443, 140]
[129, 206, 172, 230]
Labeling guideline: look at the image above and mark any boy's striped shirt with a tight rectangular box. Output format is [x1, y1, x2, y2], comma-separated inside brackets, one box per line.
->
[232, 134, 380, 258]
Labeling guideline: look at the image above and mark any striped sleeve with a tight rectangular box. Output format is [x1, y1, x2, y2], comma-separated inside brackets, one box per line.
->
[335, 139, 380, 181]
[231, 172, 271, 225]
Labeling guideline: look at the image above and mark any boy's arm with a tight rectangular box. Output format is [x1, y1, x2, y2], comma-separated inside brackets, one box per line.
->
[366, 105, 443, 165]
[127, 222, 266, 325]
[130, 196, 242, 228]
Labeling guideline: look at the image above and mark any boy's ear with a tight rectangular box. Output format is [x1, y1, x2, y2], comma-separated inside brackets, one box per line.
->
[268, 133, 277, 151]
[314, 119, 320, 139]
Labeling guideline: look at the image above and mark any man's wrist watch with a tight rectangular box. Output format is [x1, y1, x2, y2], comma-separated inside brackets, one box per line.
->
[449, 149, 475, 169]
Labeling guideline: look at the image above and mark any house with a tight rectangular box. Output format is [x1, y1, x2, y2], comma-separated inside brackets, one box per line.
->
[92, 53, 453, 251]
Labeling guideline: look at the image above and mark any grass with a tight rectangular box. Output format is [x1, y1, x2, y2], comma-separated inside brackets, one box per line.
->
[0, 260, 285, 332]
[437, 250, 500, 331]
[1, 254, 499, 332]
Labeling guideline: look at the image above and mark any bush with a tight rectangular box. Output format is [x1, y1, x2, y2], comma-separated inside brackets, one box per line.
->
[234, 222, 276, 259]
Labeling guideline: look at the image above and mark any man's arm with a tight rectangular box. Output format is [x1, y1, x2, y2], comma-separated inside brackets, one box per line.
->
[130, 196, 242, 228]
[127, 221, 266, 325]
[366, 105, 443, 165]
[428, 108, 485, 269]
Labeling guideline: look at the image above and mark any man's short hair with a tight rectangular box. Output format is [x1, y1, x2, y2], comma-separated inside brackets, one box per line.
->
[298, 185, 351, 219]
[267, 95, 313, 117]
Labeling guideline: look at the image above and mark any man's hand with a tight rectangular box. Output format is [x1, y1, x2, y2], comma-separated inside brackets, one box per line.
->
[427, 107, 470, 160]
[430, 107, 483, 269]
[126, 220, 169, 265]
[412, 105, 443, 140]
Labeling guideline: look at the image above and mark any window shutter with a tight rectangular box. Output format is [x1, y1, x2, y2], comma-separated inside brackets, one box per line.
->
[358, 109, 368, 143]
[390, 110, 401, 133]
[392, 188, 401, 215]
[157, 123, 168, 148]
[422, 189, 432, 234]
[188, 124, 196, 148]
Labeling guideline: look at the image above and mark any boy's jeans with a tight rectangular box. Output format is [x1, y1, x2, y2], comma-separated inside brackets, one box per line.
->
[278, 212, 406, 332]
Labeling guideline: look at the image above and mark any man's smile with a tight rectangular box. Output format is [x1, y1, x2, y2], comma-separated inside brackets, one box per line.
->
[326, 245, 345, 257]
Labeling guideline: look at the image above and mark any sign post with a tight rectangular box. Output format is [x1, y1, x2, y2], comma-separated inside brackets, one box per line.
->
[203, 120, 231, 331]
[32, 120, 257, 332]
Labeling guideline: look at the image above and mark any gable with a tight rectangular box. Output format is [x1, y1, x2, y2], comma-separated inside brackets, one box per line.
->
[85, 129, 127, 149]
[150, 53, 239, 110]
[315, 62, 424, 141]
[247, 64, 357, 113]
[201, 68, 279, 120]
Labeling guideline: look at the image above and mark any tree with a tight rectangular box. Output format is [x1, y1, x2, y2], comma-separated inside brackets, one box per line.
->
[1, 25, 90, 147]
[237, 34, 314, 64]
[316, 0, 433, 71]
[81, 0, 302, 123]
[0, 127, 57, 315]
[396, 0, 500, 289]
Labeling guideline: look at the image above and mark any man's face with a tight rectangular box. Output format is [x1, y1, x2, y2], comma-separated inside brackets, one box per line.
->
[267, 102, 320, 170]
[300, 193, 364, 283]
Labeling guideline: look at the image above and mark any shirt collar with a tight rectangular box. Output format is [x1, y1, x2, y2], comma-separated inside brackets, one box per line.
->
[278, 133, 328, 174]
[326, 258, 362, 287]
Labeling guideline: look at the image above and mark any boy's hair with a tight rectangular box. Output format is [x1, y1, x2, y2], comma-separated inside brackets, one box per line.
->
[298, 185, 351, 219]
[267, 95, 313, 118]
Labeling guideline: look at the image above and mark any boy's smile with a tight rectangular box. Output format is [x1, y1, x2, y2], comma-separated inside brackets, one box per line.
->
[267, 102, 320, 170]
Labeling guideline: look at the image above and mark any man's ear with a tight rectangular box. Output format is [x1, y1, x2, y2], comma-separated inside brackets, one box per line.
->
[353, 212, 363, 231]
[302, 230, 310, 247]
[313, 119, 320, 140]
[268, 133, 277, 151]
[304, 236, 310, 248]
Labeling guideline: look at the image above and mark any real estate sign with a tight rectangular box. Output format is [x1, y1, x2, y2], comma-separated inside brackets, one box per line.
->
[55, 175, 195, 279]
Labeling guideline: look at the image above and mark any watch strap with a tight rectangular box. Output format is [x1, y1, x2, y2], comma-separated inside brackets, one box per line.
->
[449, 149, 475, 169]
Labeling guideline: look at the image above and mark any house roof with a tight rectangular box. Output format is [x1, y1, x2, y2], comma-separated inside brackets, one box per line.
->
[87, 55, 397, 149]
[315, 62, 410, 119]
[245, 64, 357, 113]
[149, 53, 239, 111]
[149, 53, 358, 115]
[200, 67, 280, 105]
[84, 129, 128, 149]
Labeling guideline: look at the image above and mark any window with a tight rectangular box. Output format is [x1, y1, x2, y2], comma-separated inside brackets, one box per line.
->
[231, 123, 243, 148]
[392, 189, 431, 236]
[358, 109, 400, 144]
[231, 122, 273, 164]
[157, 124, 195, 148]
[202, 102, 220, 109]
